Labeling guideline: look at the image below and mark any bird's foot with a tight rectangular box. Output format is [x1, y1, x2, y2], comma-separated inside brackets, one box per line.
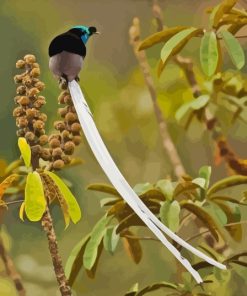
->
[58, 76, 68, 90]
[75, 76, 80, 82]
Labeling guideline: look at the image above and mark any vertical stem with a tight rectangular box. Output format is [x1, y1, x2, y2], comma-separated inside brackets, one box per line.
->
[41, 208, 71, 296]
[0, 236, 26, 296]
[129, 18, 185, 178]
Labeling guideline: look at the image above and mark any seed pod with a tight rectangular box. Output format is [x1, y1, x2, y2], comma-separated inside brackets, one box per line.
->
[71, 122, 81, 134]
[53, 159, 65, 170]
[29, 87, 40, 97]
[38, 113, 47, 122]
[34, 81, 45, 91]
[52, 147, 63, 159]
[33, 98, 46, 109]
[58, 107, 68, 118]
[61, 130, 71, 141]
[16, 129, 26, 137]
[39, 134, 48, 146]
[18, 96, 30, 106]
[48, 134, 61, 142]
[35, 128, 45, 137]
[72, 135, 82, 146]
[13, 107, 25, 117]
[32, 63, 40, 69]
[54, 121, 66, 131]
[64, 95, 72, 105]
[14, 75, 23, 84]
[62, 155, 71, 164]
[49, 138, 61, 149]
[16, 85, 26, 95]
[40, 148, 52, 161]
[17, 117, 28, 128]
[30, 68, 40, 77]
[31, 145, 42, 155]
[24, 54, 36, 64]
[64, 141, 75, 155]
[25, 131, 35, 142]
[26, 108, 39, 120]
[58, 92, 67, 104]
[22, 77, 32, 87]
[65, 112, 77, 123]
[33, 120, 45, 130]
[16, 60, 26, 69]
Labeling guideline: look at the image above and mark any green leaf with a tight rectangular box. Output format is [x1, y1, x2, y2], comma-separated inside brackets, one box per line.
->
[210, 0, 237, 28]
[125, 283, 139, 296]
[181, 202, 223, 241]
[200, 32, 219, 76]
[199, 166, 212, 189]
[207, 175, 247, 197]
[103, 225, 120, 255]
[221, 30, 245, 69]
[18, 137, 31, 168]
[136, 281, 178, 296]
[87, 183, 120, 196]
[190, 95, 210, 110]
[0, 174, 19, 199]
[160, 200, 180, 232]
[156, 179, 174, 200]
[138, 26, 189, 50]
[65, 233, 91, 286]
[204, 202, 227, 226]
[100, 197, 121, 207]
[44, 171, 81, 224]
[175, 102, 192, 125]
[83, 215, 110, 270]
[192, 178, 207, 189]
[160, 27, 203, 69]
[133, 183, 153, 195]
[85, 241, 103, 279]
[25, 172, 46, 221]
[123, 230, 142, 264]
[19, 202, 25, 221]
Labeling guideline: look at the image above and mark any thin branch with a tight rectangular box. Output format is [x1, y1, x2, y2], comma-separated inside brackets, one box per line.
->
[0, 236, 26, 296]
[129, 18, 185, 179]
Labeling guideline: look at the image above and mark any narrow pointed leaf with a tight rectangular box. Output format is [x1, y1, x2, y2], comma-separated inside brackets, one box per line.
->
[19, 202, 25, 221]
[199, 166, 212, 189]
[139, 26, 189, 50]
[25, 172, 46, 221]
[160, 28, 203, 74]
[125, 283, 139, 296]
[160, 200, 180, 232]
[137, 282, 178, 296]
[87, 183, 120, 196]
[200, 32, 219, 76]
[221, 30, 245, 69]
[83, 215, 110, 270]
[0, 174, 19, 199]
[210, 0, 237, 28]
[45, 171, 81, 224]
[123, 230, 142, 264]
[18, 137, 31, 168]
[85, 241, 104, 279]
[207, 175, 247, 197]
[65, 233, 91, 286]
[103, 225, 120, 254]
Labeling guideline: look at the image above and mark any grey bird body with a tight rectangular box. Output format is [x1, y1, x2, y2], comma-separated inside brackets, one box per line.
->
[49, 51, 83, 82]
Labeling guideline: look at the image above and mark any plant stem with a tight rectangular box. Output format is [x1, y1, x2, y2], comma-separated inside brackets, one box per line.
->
[0, 236, 26, 296]
[41, 208, 72, 296]
[129, 18, 185, 179]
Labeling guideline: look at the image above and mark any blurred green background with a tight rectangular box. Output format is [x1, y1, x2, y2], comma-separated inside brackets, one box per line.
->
[0, 0, 247, 295]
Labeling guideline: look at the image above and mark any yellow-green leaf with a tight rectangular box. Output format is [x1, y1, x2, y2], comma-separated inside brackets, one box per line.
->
[160, 27, 203, 73]
[83, 215, 110, 270]
[156, 179, 174, 201]
[138, 26, 189, 50]
[87, 183, 120, 196]
[0, 159, 7, 177]
[19, 202, 25, 221]
[160, 200, 180, 232]
[200, 32, 219, 76]
[25, 172, 46, 221]
[0, 174, 19, 199]
[18, 137, 31, 168]
[221, 30, 245, 69]
[103, 225, 120, 254]
[210, 0, 237, 28]
[45, 171, 81, 224]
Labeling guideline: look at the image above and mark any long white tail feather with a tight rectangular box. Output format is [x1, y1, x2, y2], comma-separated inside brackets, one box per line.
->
[68, 80, 226, 282]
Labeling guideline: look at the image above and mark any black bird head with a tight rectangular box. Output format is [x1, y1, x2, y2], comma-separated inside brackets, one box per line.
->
[70, 25, 99, 44]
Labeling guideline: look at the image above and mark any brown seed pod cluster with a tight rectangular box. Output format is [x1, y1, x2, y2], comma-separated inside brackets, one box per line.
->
[14, 54, 83, 171]
[47, 90, 82, 170]
[13, 54, 48, 165]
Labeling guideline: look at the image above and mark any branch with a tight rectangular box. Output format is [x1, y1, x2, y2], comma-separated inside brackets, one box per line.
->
[129, 18, 185, 179]
[0, 236, 26, 296]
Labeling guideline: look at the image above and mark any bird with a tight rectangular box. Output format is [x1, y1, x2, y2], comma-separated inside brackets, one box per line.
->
[49, 26, 226, 283]
[48, 25, 99, 86]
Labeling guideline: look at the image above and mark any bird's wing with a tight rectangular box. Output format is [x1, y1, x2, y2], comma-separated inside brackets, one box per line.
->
[68, 80, 226, 283]
[49, 33, 86, 57]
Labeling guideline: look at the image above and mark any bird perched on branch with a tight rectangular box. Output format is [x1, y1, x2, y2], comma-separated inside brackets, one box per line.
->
[48, 25, 99, 87]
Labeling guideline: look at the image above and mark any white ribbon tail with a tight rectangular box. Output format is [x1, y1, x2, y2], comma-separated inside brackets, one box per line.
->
[68, 80, 226, 283]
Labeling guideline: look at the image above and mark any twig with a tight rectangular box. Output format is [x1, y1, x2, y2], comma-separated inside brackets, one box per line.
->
[129, 18, 185, 179]
[0, 236, 26, 296]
